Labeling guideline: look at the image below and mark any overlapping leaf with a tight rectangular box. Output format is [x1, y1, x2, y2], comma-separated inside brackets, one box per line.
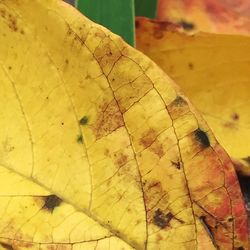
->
[136, 17, 250, 166]
[157, 0, 250, 35]
[0, 1, 248, 249]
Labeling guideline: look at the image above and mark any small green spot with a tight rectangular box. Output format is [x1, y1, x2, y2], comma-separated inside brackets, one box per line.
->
[79, 116, 89, 125]
[77, 134, 84, 144]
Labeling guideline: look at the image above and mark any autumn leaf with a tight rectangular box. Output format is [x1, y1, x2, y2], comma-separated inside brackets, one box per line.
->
[0, 1, 248, 249]
[157, 0, 250, 35]
[136, 17, 250, 162]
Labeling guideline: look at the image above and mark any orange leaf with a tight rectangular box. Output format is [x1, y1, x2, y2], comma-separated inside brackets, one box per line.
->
[157, 0, 250, 35]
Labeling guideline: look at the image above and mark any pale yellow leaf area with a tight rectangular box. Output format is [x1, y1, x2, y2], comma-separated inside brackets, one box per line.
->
[0, 1, 248, 250]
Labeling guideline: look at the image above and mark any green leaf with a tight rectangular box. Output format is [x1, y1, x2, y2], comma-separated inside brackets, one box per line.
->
[75, 0, 135, 46]
[135, 0, 158, 18]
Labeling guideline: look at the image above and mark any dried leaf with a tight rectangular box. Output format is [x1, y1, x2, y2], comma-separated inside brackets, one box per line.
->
[136, 17, 250, 162]
[0, 1, 248, 249]
[157, 0, 250, 35]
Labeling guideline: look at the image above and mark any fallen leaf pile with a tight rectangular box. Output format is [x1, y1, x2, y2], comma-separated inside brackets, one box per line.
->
[0, 0, 248, 249]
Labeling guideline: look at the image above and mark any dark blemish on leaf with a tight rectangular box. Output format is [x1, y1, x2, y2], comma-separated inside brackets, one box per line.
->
[172, 96, 188, 106]
[178, 20, 195, 31]
[153, 20, 178, 32]
[77, 134, 83, 144]
[9, 18, 18, 32]
[228, 217, 233, 222]
[140, 129, 157, 148]
[0, 9, 6, 18]
[140, 129, 164, 158]
[153, 30, 164, 39]
[199, 216, 218, 249]
[231, 113, 239, 121]
[152, 21, 176, 39]
[115, 153, 128, 168]
[85, 74, 91, 80]
[153, 209, 173, 229]
[147, 181, 160, 190]
[61, 122, 64, 126]
[223, 121, 235, 129]
[195, 129, 210, 148]
[8, 66, 12, 70]
[188, 62, 194, 70]
[104, 149, 110, 156]
[168, 95, 189, 120]
[79, 116, 89, 125]
[0, 242, 13, 250]
[65, 59, 69, 64]
[243, 156, 250, 164]
[135, 20, 140, 29]
[237, 247, 244, 250]
[42, 195, 62, 212]
[171, 160, 181, 169]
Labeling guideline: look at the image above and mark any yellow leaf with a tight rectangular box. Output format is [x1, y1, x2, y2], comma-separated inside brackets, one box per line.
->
[0, 1, 248, 249]
[136, 17, 250, 162]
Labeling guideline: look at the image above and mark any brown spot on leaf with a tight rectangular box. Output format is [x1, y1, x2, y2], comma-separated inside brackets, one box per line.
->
[104, 149, 110, 156]
[94, 36, 121, 74]
[151, 143, 164, 158]
[237, 247, 244, 250]
[93, 100, 124, 139]
[144, 181, 169, 222]
[153, 209, 174, 229]
[153, 30, 164, 39]
[223, 121, 236, 129]
[171, 160, 181, 169]
[0, 9, 6, 18]
[0, 242, 13, 250]
[140, 129, 165, 158]
[1, 9, 24, 35]
[147, 181, 161, 190]
[152, 20, 177, 39]
[42, 195, 62, 212]
[46, 245, 58, 250]
[168, 96, 189, 119]
[8, 16, 18, 32]
[152, 19, 179, 32]
[188, 62, 194, 70]
[115, 152, 128, 168]
[135, 20, 140, 29]
[231, 113, 239, 121]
